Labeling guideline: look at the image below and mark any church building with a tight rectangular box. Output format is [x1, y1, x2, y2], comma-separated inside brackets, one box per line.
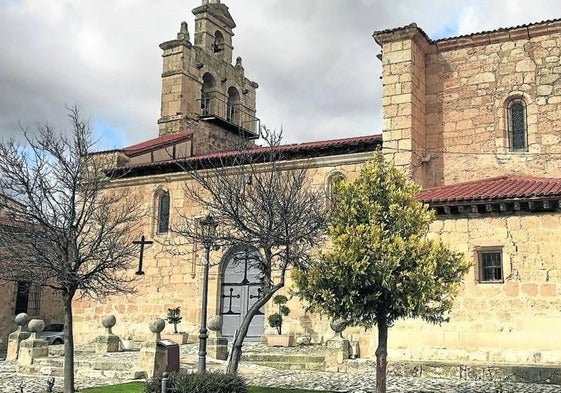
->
[72, 1, 561, 368]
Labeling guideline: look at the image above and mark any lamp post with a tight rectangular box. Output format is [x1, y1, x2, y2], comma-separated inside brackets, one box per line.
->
[198, 213, 217, 374]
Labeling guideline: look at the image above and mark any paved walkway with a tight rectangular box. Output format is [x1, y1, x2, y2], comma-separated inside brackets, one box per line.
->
[1, 343, 561, 393]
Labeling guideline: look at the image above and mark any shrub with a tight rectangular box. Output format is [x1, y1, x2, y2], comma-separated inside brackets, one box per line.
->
[267, 294, 290, 335]
[145, 371, 248, 393]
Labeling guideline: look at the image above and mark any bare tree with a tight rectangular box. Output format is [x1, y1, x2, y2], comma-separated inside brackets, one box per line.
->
[0, 107, 142, 393]
[178, 128, 327, 373]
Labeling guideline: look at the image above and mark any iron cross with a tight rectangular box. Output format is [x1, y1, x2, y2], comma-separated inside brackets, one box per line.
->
[133, 235, 153, 275]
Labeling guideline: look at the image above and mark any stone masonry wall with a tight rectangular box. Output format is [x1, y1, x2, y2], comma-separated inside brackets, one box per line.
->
[71, 154, 370, 345]
[378, 22, 561, 187]
[384, 211, 561, 364]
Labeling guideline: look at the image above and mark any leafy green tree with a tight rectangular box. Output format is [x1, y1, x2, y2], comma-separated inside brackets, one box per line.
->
[293, 152, 470, 393]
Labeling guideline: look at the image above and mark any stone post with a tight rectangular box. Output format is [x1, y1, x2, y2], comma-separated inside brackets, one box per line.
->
[95, 315, 120, 354]
[138, 319, 167, 378]
[6, 313, 31, 361]
[207, 315, 228, 360]
[17, 319, 48, 366]
[325, 318, 350, 372]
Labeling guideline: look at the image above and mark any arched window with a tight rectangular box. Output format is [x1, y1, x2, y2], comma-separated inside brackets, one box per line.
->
[326, 172, 346, 203]
[507, 98, 528, 151]
[201, 73, 216, 116]
[227, 86, 240, 123]
[157, 191, 170, 234]
[213, 30, 224, 53]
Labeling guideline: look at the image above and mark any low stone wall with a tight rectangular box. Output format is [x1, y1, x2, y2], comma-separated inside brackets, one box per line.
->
[346, 359, 561, 385]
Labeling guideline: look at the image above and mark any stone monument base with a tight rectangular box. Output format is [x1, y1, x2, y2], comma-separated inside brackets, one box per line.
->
[325, 338, 350, 372]
[95, 335, 120, 354]
[208, 337, 228, 360]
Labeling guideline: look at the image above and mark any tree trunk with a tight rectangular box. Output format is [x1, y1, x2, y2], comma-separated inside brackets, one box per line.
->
[226, 286, 279, 373]
[63, 293, 75, 393]
[375, 320, 388, 393]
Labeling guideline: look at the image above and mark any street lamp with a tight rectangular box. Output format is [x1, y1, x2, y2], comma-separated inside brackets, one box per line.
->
[198, 213, 218, 373]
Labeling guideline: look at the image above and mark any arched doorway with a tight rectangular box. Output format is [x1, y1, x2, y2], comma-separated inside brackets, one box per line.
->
[220, 247, 264, 340]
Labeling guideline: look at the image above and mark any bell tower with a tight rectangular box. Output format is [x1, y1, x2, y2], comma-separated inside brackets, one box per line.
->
[157, 0, 259, 155]
[192, 0, 235, 64]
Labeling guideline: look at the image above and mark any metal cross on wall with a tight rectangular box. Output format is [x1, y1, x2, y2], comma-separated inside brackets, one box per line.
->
[133, 235, 153, 275]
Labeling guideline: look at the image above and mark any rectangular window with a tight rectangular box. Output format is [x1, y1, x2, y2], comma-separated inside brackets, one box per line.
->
[478, 251, 503, 283]
[14, 281, 31, 314]
[14, 281, 41, 315]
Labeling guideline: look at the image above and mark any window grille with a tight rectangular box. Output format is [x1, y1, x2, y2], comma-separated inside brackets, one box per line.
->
[14, 281, 41, 315]
[507, 99, 527, 151]
[27, 284, 41, 316]
[158, 192, 170, 234]
[479, 251, 503, 282]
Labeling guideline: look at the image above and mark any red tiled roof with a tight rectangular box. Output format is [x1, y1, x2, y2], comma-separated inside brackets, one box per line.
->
[418, 176, 561, 204]
[121, 131, 193, 155]
[118, 134, 382, 171]
[374, 18, 561, 47]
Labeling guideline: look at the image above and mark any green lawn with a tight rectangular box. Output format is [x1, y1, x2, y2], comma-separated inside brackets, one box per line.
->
[79, 382, 327, 393]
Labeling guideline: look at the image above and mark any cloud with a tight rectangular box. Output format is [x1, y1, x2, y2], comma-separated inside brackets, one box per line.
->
[1, 0, 560, 148]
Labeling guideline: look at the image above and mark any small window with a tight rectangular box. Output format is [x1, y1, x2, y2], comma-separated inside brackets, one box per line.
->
[157, 191, 170, 234]
[326, 172, 346, 203]
[507, 98, 527, 151]
[478, 250, 503, 283]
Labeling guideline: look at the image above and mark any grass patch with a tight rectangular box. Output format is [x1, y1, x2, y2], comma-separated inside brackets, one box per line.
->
[79, 382, 144, 393]
[78, 382, 329, 393]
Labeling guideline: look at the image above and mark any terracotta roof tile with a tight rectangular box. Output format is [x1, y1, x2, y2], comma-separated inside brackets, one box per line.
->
[418, 176, 561, 204]
[118, 134, 382, 171]
[121, 131, 193, 154]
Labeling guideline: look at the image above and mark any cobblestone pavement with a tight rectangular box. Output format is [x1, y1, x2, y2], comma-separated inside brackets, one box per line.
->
[1, 344, 561, 393]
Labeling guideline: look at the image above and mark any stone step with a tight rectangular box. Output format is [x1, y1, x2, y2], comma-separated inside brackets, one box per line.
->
[242, 353, 325, 371]
[19, 363, 143, 380]
[33, 357, 136, 371]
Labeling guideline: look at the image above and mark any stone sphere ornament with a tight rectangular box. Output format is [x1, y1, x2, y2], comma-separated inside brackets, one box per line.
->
[330, 318, 347, 333]
[102, 315, 116, 335]
[102, 315, 116, 329]
[14, 313, 30, 327]
[208, 315, 223, 332]
[330, 318, 348, 339]
[149, 318, 166, 334]
[28, 319, 45, 339]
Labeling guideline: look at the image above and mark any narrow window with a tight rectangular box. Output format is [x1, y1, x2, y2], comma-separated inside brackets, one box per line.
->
[201, 73, 216, 116]
[227, 87, 240, 123]
[478, 250, 503, 283]
[507, 98, 527, 151]
[14, 281, 39, 315]
[157, 192, 170, 234]
[326, 172, 346, 204]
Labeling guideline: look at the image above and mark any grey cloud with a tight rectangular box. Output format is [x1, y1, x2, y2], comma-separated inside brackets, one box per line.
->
[1, 0, 561, 148]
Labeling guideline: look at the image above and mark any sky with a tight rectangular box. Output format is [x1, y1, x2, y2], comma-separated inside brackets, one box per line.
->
[1, 0, 561, 150]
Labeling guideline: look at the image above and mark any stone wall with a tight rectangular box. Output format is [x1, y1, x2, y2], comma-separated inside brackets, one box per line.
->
[385, 210, 561, 364]
[376, 21, 561, 188]
[71, 154, 370, 345]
